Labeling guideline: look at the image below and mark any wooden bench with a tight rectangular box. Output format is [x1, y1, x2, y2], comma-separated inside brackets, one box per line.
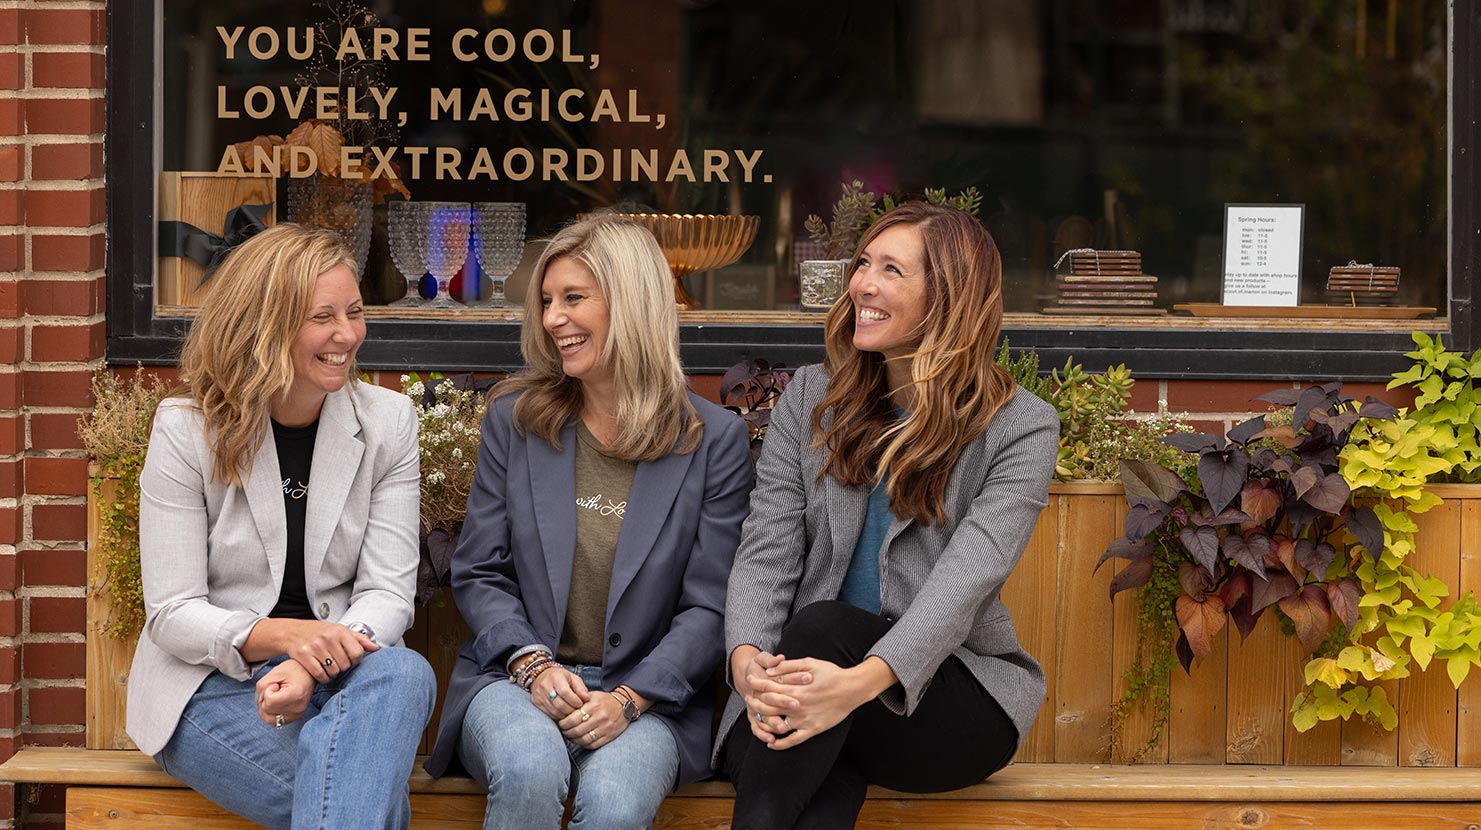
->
[3, 747, 1479, 829]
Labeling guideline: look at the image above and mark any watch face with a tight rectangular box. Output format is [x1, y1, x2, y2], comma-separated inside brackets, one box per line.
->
[622, 699, 638, 721]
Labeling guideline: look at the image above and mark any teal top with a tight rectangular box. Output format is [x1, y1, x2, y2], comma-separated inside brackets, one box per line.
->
[838, 476, 892, 615]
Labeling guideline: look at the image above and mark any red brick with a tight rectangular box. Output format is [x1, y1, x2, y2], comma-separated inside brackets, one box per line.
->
[0, 234, 18, 272]
[688, 373, 722, 405]
[1186, 419, 1230, 438]
[0, 646, 18, 684]
[20, 731, 84, 748]
[0, 599, 14, 637]
[1164, 380, 1293, 414]
[21, 370, 91, 407]
[0, 459, 19, 498]
[27, 597, 83, 634]
[24, 98, 104, 136]
[0, 8, 18, 46]
[21, 642, 84, 680]
[0, 371, 18, 409]
[24, 10, 104, 45]
[0, 506, 16, 545]
[28, 412, 84, 450]
[0, 553, 16, 591]
[0, 325, 19, 363]
[22, 278, 102, 316]
[31, 52, 103, 89]
[24, 189, 103, 227]
[1337, 380, 1418, 410]
[0, 146, 19, 182]
[0, 690, 19, 728]
[27, 686, 84, 726]
[30, 321, 104, 362]
[0, 415, 20, 454]
[23, 456, 89, 495]
[30, 143, 101, 180]
[18, 548, 82, 587]
[0, 52, 19, 90]
[29, 503, 83, 543]
[0, 190, 21, 225]
[0, 99, 20, 138]
[31, 234, 104, 272]
[115, 365, 180, 386]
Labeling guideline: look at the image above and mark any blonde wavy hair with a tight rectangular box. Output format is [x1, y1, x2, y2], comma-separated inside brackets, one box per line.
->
[177, 223, 358, 487]
[491, 216, 701, 461]
[813, 201, 1017, 526]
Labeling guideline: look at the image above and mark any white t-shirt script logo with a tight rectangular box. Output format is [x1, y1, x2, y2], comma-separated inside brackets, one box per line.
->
[575, 494, 626, 518]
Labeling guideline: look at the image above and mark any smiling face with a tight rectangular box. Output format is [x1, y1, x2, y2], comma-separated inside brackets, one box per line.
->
[283, 264, 365, 416]
[541, 256, 612, 388]
[849, 223, 930, 361]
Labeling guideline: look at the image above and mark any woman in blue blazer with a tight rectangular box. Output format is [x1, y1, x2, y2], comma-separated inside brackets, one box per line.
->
[425, 216, 753, 830]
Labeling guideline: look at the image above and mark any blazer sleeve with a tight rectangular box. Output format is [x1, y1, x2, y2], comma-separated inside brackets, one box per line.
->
[452, 400, 541, 673]
[341, 394, 420, 644]
[722, 366, 815, 683]
[138, 403, 261, 681]
[867, 400, 1059, 716]
[623, 413, 753, 712]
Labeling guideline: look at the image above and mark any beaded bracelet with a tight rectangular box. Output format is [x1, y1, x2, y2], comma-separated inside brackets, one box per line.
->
[511, 652, 554, 688]
[518, 657, 558, 691]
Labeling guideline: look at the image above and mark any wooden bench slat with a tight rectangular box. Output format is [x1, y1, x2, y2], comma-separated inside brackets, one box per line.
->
[10, 747, 1481, 803]
[66, 787, 1481, 830]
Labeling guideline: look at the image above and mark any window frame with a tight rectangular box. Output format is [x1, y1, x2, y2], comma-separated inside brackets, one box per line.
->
[105, 0, 1480, 379]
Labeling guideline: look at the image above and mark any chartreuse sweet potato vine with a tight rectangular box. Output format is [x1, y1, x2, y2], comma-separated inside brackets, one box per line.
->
[1296, 333, 1481, 730]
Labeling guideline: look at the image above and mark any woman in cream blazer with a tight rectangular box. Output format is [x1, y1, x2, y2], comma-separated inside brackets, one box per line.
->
[127, 224, 435, 830]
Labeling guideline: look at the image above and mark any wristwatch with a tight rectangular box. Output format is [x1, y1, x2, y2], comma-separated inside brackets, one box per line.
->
[346, 621, 377, 644]
[615, 686, 641, 722]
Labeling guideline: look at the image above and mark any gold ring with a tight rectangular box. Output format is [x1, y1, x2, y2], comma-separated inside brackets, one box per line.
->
[580, 709, 590, 722]
[587, 730, 598, 742]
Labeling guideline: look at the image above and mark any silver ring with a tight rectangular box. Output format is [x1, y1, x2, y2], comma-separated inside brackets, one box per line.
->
[754, 711, 763, 723]
[323, 657, 334, 668]
[548, 689, 559, 701]
[587, 730, 599, 742]
[781, 715, 790, 729]
[274, 714, 285, 729]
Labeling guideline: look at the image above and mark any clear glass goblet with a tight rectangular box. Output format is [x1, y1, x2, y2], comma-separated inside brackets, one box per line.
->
[423, 202, 471, 309]
[386, 201, 430, 308]
[472, 202, 527, 307]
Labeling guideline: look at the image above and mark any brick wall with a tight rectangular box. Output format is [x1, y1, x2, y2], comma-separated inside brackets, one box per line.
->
[1, 0, 108, 826]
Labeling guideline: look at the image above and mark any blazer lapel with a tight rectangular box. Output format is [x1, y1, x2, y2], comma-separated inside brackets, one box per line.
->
[824, 474, 869, 589]
[529, 423, 578, 634]
[606, 449, 694, 619]
[304, 388, 365, 582]
[244, 427, 287, 593]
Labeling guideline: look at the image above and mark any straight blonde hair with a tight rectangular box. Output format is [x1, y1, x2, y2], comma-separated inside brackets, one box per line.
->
[177, 223, 358, 487]
[814, 202, 1017, 526]
[491, 216, 701, 461]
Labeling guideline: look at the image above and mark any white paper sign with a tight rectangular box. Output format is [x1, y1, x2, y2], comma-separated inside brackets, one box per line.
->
[1220, 204, 1305, 306]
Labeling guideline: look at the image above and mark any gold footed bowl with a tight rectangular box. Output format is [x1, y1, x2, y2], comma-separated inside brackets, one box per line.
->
[607, 213, 760, 309]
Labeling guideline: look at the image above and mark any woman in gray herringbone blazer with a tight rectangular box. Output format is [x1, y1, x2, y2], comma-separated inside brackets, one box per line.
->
[720, 202, 1059, 829]
[128, 225, 435, 830]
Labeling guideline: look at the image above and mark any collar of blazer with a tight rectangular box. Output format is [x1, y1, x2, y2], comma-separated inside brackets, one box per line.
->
[242, 385, 367, 592]
[526, 420, 697, 634]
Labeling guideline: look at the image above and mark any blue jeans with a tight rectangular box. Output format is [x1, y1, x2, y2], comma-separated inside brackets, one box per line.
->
[458, 664, 679, 830]
[156, 647, 436, 830]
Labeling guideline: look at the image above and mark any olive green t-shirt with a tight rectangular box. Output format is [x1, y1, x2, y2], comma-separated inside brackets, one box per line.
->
[557, 420, 638, 666]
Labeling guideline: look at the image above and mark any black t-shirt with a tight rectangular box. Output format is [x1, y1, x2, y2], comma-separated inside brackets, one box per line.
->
[269, 418, 318, 620]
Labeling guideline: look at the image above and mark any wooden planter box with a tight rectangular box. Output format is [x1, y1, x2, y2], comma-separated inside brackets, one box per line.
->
[87, 479, 1481, 765]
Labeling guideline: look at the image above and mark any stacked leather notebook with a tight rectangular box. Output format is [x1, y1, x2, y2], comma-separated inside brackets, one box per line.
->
[1326, 264, 1399, 306]
[1044, 250, 1166, 315]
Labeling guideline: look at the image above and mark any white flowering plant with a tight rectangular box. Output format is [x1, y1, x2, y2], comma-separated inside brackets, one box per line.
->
[403, 372, 492, 604]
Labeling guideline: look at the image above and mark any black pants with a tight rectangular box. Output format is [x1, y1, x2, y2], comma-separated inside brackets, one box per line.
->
[724, 601, 1019, 830]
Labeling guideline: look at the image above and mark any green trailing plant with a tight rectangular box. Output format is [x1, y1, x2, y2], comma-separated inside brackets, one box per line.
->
[1386, 332, 1481, 483]
[78, 370, 170, 640]
[1108, 540, 1180, 762]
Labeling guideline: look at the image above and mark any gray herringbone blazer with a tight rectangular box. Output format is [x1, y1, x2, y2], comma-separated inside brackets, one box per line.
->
[126, 382, 421, 756]
[716, 364, 1058, 765]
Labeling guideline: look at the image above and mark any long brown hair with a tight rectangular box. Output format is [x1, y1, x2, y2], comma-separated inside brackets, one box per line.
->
[491, 216, 702, 461]
[177, 223, 357, 487]
[813, 201, 1017, 525]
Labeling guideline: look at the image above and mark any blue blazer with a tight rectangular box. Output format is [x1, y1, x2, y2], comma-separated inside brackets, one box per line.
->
[426, 391, 753, 785]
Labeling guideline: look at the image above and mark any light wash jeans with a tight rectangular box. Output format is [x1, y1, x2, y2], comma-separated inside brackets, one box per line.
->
[155, 647, 436, 830]
[458, 664, 680, 830]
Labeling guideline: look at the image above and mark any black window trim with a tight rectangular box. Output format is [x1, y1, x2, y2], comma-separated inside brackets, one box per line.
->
[106, 0, 1479, 381]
